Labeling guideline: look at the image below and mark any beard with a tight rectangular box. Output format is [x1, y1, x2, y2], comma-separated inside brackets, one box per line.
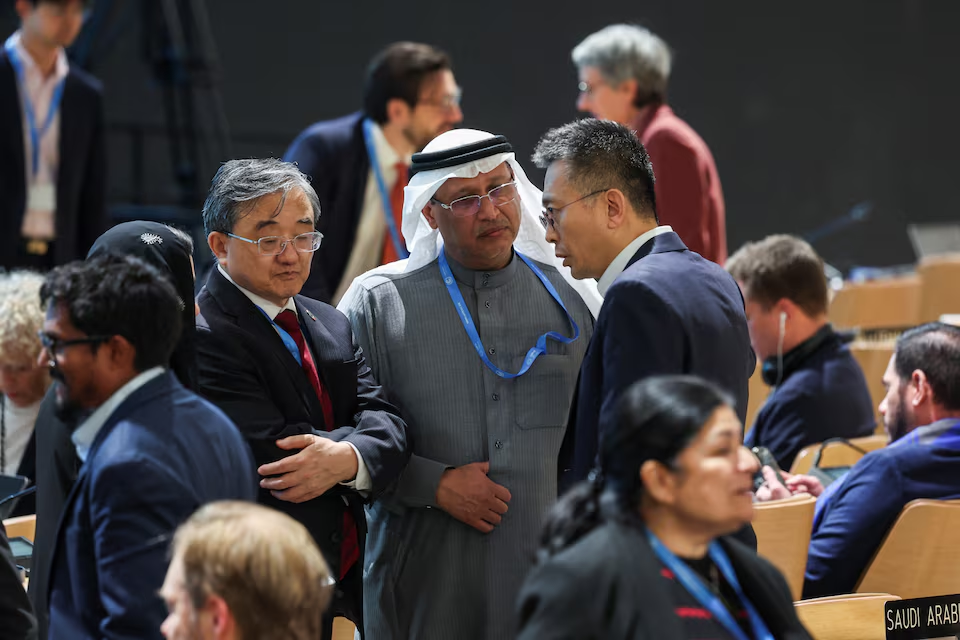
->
[885, 391, 912, 443]
[49, 371, 87, 426]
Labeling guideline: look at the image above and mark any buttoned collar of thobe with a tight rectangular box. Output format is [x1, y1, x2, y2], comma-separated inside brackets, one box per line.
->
[443, 249, 520, 290]
[217, 264, 298, 321]
[597, 225, 674, 296]
[72, 366, 165, 462]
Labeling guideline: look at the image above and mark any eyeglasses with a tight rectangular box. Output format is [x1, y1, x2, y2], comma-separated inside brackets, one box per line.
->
[226, 231, 324, 256]
[37, 331, 112, 356]
[419, 88, 463, 112]
[431, 181, 519, 218]
[539, 189, 609, 229]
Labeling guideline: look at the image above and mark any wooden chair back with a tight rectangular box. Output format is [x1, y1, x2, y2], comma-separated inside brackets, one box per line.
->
[2, 514, 36, 542]
[857, 499, 960, 598]
[752, 494, 816, 600]
[795, 593, 901, 640]
[790, 434, 889, 475]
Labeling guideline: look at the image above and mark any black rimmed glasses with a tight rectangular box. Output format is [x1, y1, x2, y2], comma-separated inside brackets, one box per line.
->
[226, 231, 324, 256]
[539, 189, 609, 230]
[37, 331, 112, 357]
[431, 181, 519, 218]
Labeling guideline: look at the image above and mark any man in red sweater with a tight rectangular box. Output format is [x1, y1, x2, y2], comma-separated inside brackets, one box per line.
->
[572, 24, 727, 264]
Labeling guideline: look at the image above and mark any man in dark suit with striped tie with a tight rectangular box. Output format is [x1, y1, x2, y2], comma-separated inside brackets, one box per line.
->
[194, 158, 409, 639]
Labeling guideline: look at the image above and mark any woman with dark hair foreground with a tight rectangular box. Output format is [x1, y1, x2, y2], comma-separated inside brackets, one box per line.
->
[517, 376, 811, 640]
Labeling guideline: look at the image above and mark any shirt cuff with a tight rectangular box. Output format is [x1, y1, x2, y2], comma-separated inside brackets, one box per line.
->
[339, 441, 372, 493]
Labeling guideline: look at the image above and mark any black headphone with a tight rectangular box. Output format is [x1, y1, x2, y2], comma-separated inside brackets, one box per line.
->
[761, 322, 836, 386]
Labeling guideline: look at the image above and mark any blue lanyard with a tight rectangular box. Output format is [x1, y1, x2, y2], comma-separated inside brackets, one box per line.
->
[257, 307, 302, 366]
[437, 249, 579, 379]
[646, 529, 775, 640]
[4, 38, 66, 178]
[361, 118, 409, 260]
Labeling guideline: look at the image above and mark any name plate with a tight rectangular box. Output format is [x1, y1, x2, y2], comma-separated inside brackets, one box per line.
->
[886, 594, 960, 639]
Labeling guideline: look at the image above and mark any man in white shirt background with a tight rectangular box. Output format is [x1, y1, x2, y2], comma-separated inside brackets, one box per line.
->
[1, 0, 108, 271]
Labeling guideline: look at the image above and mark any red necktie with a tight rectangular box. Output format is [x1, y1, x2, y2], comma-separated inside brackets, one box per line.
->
[274, 309, 359, 577]
[381, 162, 408, 264]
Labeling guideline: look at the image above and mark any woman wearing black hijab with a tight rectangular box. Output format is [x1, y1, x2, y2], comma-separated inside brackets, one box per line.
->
[28, 221, 198, 638]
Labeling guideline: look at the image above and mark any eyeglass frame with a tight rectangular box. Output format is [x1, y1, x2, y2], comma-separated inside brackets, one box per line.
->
[225, 231, 324, 256]
[418, 87, 463, 112]
[540, 189, 609, 230]
[430, 180, 520, 218]
[37, 331, 113, 357]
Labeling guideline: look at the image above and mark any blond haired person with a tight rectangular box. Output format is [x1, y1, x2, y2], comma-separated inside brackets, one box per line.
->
[0, 270, 48, 477]
[160, 501, 334, 640]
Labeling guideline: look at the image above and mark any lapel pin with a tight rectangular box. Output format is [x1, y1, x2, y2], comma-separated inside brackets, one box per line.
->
[305, 309, 317, 322]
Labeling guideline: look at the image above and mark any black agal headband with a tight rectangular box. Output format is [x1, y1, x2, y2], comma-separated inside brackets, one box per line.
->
[409, 135, 513, 178]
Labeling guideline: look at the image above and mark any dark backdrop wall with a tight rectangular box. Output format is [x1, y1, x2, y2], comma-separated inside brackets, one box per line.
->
[4, 0, 958, 271]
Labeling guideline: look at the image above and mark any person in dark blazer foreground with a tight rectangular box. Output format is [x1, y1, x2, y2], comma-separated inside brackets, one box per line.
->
[42, 255, 256, 639]
[1, 0, 107, 271]
[518, 376, 812, 640]
[195, 158, 409, 639]
[533, 118, 755, 491]
[28, 221, 200, 638]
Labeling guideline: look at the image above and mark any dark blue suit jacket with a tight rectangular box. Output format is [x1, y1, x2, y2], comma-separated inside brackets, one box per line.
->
[47, 371, 257, 640]
[284, 112, 370, 302]
[560, 231, 755, 487]
[745, 331, 876, 470]
[0, 47, 108, 269]
[803, 418, 960, 598]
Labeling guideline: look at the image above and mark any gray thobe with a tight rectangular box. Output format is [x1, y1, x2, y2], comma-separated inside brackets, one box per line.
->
[340, 251, 593, 640]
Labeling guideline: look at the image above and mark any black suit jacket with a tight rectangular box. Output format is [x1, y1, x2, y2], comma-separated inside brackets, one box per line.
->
[0, 48, 108, 269]
[0, 527, 36, 640]
[195, 268, 409, 587]
[517, 521, 811, 640]
[560, 232, 755, 487]
[283, 112, 370, 302]
[26, 388, 80, 640]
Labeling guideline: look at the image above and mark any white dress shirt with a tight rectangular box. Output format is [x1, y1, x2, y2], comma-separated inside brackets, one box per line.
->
[7, 31, 69, 241]
[1, 395, 41, 475]
[72, 367, 165, 462]
[217, 266, 371, 491]
[332, 121, 411, 304]
[597, 225, 674, 296]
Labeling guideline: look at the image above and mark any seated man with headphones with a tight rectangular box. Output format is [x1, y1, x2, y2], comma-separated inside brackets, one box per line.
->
[727, 235, 875, 470]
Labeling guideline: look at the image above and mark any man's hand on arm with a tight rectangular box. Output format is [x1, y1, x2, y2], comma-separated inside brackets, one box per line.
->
[258, 434, 359, 503]
[435, 461, 511, 534]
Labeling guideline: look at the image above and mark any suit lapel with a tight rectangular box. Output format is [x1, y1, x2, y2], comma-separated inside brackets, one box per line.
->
[206, 269, 326, 425]
[45, 460, 88, 605]
[295, 297, 347, 429]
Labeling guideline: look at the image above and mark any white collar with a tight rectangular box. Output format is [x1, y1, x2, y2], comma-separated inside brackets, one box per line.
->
[6, 31, 69, 83]
[597, 226, 674, 296]
[217, 265, 298, 320]
[368, 121, 408, 172]
[72, 367, 166, 462]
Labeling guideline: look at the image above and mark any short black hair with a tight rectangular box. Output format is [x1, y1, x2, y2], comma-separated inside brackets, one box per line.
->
[40, 254, 182, 372]
[363, 42, 452, 125]
[895, 322, 960, 411]
[23, 0, 92, 7]
[533, 118, 658, 222]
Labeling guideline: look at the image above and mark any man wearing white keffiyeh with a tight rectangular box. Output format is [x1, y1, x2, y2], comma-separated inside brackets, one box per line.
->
[338, 129, 597, 640]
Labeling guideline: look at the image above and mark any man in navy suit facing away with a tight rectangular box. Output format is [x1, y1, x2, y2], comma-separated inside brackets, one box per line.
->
[42, 254, 256, 640]
[533, 118, 756, 489]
